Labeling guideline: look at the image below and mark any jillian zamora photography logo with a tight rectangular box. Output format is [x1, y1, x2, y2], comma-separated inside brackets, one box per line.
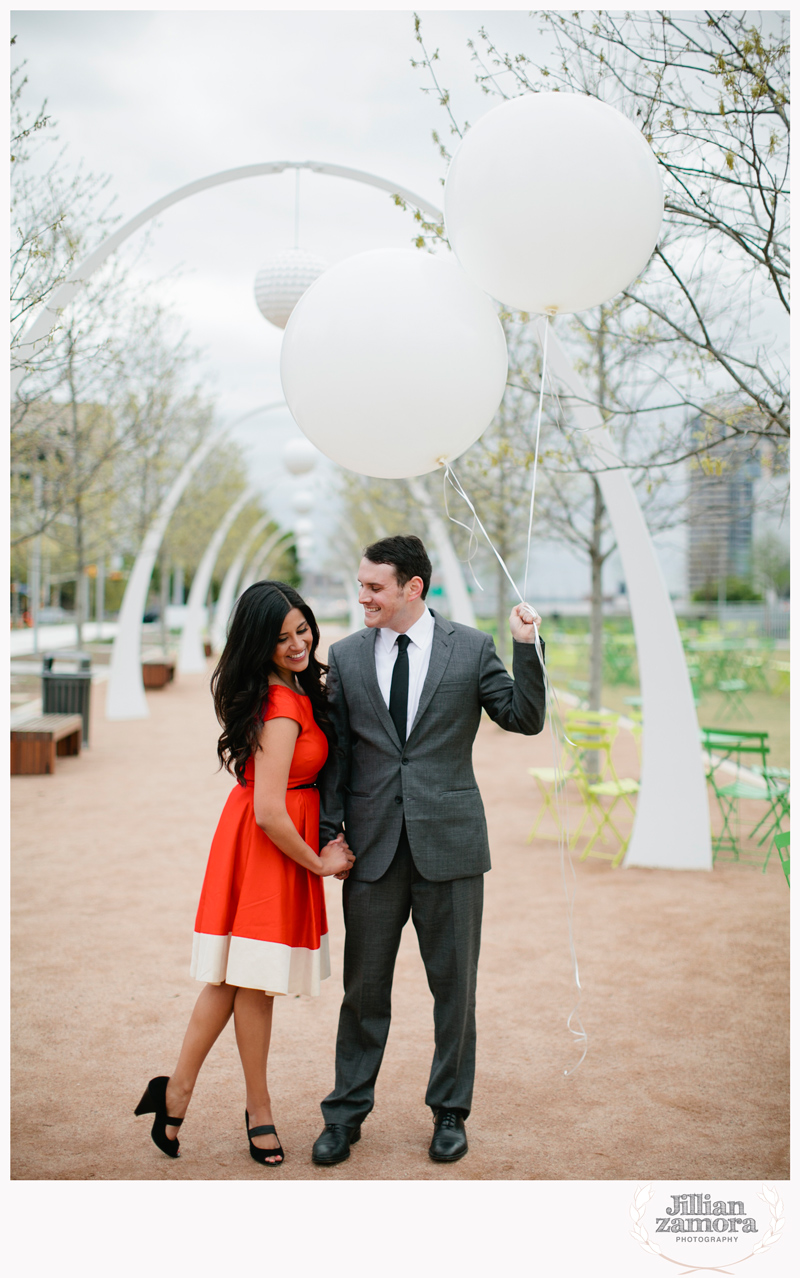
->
[630, 1184, 785, 1271]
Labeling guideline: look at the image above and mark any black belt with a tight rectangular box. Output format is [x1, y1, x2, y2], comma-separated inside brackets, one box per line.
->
[288, 782, 318, 790]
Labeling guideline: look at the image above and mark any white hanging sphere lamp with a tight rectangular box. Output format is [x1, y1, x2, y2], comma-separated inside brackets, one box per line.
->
[254, 248, 329, 329]
[283, 438, 318, 475]
[292, 489, 314, 515]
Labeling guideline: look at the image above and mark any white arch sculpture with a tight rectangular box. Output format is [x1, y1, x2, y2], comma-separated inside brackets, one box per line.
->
[177, 485, 258, 674]
[13, 158, 709, 868]
[106, 425, 226, 719]
[210, 521, 290, 654]
[239, 533, 294, 595]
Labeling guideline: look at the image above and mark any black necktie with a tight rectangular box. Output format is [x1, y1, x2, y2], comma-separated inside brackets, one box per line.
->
[389, 634, 411, 747]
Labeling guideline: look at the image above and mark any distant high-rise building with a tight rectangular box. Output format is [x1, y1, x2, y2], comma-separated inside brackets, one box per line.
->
[686, 415, 761, 599]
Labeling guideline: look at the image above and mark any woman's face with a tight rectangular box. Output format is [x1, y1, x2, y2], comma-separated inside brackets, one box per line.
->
[272, 607, 313, 679]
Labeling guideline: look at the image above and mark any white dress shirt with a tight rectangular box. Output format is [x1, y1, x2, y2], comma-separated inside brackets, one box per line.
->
[375, 606, 436, 740]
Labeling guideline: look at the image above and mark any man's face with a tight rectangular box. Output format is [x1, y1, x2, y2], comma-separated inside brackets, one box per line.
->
[357, 558, 422, 630]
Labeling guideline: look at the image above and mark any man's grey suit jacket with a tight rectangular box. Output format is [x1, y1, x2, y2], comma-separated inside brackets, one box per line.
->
[318, 609, 546, 883]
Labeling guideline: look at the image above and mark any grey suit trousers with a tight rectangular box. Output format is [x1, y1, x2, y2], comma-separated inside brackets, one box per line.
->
[321, 826, 483, 1125]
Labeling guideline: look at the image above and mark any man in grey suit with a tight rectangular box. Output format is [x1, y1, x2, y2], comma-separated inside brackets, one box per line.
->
[312, 534, 546, 1165]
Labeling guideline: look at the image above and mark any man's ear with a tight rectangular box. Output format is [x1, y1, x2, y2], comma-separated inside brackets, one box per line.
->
[406, 575, 424, 602]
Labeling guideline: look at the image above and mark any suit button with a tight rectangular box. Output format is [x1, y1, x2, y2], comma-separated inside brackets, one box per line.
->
[401, 758, 409, 766]
[394, 795, 403, 805]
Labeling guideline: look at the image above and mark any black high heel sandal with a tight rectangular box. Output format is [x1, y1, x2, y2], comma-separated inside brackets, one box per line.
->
[134, 1076, 184, 1159]
[246, 1109, 284, 1166]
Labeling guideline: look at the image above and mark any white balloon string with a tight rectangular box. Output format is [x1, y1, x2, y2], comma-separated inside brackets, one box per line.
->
[545, 685, 588, 1074]
[441, 469, 484, 592]
[439, 456, 587, 1073]
[523, 315, 550, 600]
[443, 464, 525, 606]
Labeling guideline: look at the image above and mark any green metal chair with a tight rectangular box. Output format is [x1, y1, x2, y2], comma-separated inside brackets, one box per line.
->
[715, 679, 752, 722]
[701, 727, 771, 863]
[771, 830, 790, 886]
[741, 654, 771, 693]
[749, 767, 790, 850]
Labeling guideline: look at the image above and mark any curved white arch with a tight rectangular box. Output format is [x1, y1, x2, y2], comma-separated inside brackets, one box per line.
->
[177, 485, 258, 674]
[11, 160, 440, 393]
[210, 520, 290, 654]
[106, 403, 283, 718]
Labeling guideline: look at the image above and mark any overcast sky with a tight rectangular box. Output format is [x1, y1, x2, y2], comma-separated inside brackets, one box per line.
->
[11, 5, 687, 596]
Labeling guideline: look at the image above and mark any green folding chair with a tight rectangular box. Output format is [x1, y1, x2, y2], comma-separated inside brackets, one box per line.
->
[715, 679, 752, 722]
[701, 727, 771, 863]
[771, 830, 790, 886]
[741, 655, 771, 693]
[749, 767, 790, 849]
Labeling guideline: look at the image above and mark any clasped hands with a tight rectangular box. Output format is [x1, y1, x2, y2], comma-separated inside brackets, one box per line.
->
[319, 832, 355, 879]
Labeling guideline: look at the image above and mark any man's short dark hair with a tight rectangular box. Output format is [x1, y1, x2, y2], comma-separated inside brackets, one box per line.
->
[362, 534, 432, 599]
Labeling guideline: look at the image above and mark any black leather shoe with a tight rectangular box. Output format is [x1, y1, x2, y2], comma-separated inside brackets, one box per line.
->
[312, 1122, 362, 1166]
[429, 1109, 468, 1162]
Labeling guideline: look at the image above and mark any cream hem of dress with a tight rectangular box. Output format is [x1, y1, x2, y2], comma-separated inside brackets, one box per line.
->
[191, 931, 330, 997]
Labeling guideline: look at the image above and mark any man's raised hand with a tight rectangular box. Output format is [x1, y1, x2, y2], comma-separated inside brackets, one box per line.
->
[509, 602, 541, 644]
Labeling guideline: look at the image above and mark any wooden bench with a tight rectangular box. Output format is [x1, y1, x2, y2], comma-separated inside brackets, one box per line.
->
[10, 714, 83, 775]
[141, 660, 176, 689]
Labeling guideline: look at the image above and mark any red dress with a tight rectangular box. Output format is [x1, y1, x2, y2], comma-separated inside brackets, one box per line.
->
[190, 684, 330, 996]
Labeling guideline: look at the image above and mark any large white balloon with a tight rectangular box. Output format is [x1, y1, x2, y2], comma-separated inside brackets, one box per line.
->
[445, 93, 664, 315]
[283, 438, 318, 475]
[280, 249, 508, 479]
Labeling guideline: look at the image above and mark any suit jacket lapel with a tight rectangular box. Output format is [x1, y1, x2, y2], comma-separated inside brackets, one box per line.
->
[408, 610, 454, 740]
[358, 626, 402, 748]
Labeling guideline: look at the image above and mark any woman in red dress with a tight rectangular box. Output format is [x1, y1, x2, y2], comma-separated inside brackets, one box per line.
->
[135, 581, 354, 1166]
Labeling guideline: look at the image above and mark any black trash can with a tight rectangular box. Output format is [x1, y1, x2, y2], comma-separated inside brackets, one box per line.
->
[42, 651, 92, 745]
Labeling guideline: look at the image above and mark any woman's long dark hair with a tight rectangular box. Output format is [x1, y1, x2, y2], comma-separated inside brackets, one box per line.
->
[211, 580, 332, 784]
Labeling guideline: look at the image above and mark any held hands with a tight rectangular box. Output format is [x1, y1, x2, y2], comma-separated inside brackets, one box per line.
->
[509, 602, 542, 645]
[319, 833, 355, 879]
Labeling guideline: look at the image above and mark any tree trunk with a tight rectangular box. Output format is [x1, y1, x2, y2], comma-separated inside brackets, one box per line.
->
[589, 479, 605, 712]
[160, 552, 170, 657]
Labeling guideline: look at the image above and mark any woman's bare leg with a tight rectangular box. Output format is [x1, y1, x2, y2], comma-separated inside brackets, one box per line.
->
[164, 982, 237, 1138]
[233, 987, 280, 1161]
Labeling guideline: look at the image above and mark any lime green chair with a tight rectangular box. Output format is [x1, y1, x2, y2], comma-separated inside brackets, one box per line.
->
[563, 711, 638, 867]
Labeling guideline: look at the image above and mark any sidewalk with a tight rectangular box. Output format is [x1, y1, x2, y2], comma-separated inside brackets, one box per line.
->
[10, 643, 788, 1180]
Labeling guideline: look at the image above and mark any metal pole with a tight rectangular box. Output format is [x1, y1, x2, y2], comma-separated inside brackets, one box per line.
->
[96, 557, 105, 640]
[31, 473, 42, 656]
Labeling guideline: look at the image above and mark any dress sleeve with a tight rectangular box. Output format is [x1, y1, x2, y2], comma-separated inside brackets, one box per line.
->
[261, 685, 304, 727]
